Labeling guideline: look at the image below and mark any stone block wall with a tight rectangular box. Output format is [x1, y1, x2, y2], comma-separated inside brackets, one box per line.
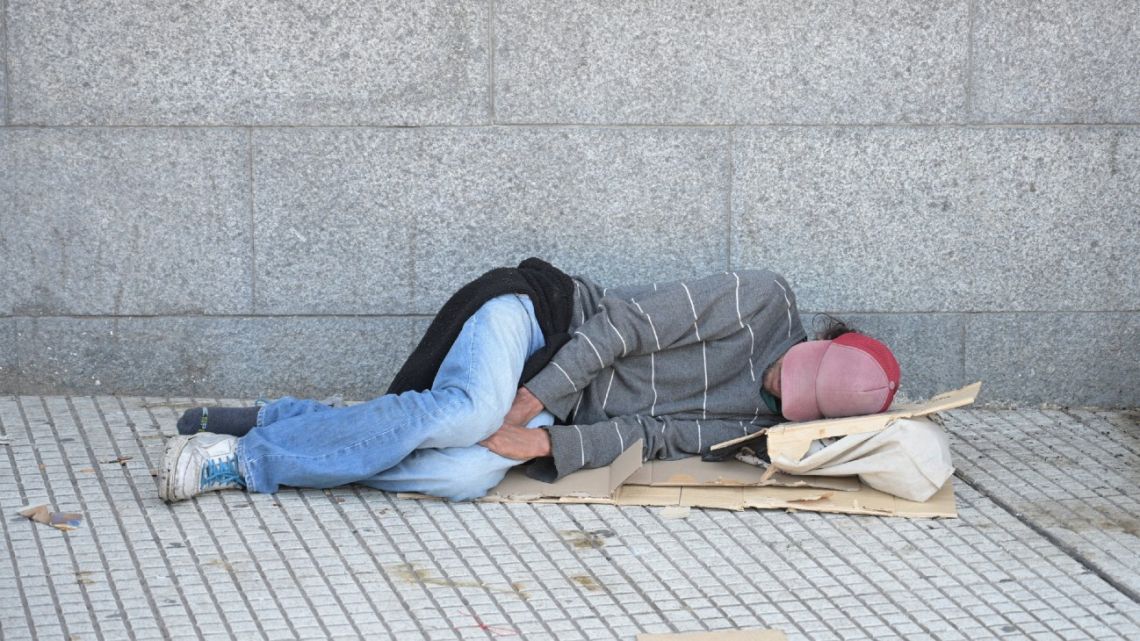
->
[2, 1, 1136, 405]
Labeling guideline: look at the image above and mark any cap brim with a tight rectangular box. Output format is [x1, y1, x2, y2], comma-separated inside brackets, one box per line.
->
[780, 340, 831, 421]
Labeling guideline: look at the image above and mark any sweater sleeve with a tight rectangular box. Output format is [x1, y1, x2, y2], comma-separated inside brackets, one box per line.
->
[525, 270, 795, 419]
[527, 414, 776, 482]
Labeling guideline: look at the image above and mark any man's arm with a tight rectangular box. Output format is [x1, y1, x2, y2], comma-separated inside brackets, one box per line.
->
[479, 421, 551, 459]
[526, 270, 794, 419]
[501, 387, 544, 427]
[481, 414, 778, 481]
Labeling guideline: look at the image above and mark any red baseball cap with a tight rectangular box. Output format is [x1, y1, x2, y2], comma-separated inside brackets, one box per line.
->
[780, 333, 901, 421]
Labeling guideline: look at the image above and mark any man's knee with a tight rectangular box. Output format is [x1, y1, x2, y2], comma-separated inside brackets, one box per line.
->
[391, 447, 515, 501]
[434, 475, 503, 501]
[423, 387, 509, 448]
[432, 458, 513, 501]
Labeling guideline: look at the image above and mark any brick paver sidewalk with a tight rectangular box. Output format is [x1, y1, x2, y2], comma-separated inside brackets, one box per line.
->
[2, 397, 1138, 640]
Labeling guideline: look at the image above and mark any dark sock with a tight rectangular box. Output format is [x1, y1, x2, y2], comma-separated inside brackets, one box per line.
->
[177, 406, 261, 437]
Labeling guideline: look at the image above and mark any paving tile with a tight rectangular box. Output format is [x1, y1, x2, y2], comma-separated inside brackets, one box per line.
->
[2, 402, 1140, 640]
[943, 408, 1140, 598]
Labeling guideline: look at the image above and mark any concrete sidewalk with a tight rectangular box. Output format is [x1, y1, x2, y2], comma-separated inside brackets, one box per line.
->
[1, 396, 1138, 640]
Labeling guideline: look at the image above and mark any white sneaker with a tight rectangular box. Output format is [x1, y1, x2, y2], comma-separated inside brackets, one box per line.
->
[159, 433, 246, 503]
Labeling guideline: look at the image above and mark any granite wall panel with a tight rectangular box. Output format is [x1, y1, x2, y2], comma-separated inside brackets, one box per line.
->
[1, 128, 251, 315]
[7, 0, 489, 125]
[253, 127, 731, 315]
[12, 316, 418, 399]
[972, 1, 1140, 123]
[732, 127, 1139, 313]
[0, 319, 15, 391]
[496, 0, 968, 124]
[2, 1, 1134, 405]
[965, 313, 1139, 407]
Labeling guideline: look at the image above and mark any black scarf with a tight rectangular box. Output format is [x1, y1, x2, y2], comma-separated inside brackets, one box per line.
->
[386, 258, 576, 397]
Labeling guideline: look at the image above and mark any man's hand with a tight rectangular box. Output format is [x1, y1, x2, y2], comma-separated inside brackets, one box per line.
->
[480, 423, 552, 461]
[503, 387, 544, 426]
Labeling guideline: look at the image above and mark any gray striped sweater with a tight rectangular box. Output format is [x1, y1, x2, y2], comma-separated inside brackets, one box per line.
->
[524, 269, 807, 481]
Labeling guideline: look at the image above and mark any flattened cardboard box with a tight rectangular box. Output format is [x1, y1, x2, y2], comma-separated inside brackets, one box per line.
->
[401, 383, 979, 519]
[715, 382, 981, 463]
[623, 457, 861, 492]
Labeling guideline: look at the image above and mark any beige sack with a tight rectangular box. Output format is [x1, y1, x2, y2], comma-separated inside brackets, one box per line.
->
[769, 417, 954, 502]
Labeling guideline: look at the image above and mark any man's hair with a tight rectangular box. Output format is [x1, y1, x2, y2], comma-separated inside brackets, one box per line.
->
[813, 314, 858, 341]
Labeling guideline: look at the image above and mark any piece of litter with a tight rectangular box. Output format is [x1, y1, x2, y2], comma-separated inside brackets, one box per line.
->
[103, 456, 132, 465]
[661, 505, 691, 519]
[560, 529, 614, 549]
[734, 448, 768, 468]
[19, 505, 83, 531]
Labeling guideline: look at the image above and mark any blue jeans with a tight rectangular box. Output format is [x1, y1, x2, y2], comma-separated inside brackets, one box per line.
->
[236, 294, 554, 500]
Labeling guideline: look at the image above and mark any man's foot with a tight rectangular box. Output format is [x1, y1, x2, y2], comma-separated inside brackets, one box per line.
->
[159, 433, 246, 502]
[176, 406, 260, 436]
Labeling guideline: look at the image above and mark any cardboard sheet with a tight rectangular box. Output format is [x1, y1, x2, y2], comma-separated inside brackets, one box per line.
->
[624, 457, 861, 492]
[610, 479, 956, 518]
[712, 382, 981, 463]
[398, 385, 978, 519]
[403, 464, 957, 518]
[484, 439, 643, 501]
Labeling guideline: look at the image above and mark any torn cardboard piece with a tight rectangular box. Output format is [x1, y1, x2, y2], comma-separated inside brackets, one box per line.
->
[624, 457, 861, 492]
[610, 479, 956, 518]
[398, 385, 977, 518]
[637, 629, 787, 641]
[18, 505, 83, 531]
[401, 454, 957, 519]
[713, 382, 981, 464]
[486, 439, 643, 501]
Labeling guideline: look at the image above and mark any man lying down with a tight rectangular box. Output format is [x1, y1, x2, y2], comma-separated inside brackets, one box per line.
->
[159, 258, 899, 503]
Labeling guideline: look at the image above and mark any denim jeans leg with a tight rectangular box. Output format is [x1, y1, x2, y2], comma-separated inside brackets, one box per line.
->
[255, 396, 335, 428]
[359, 410, 556, 500]
[235, 294, 544, 494]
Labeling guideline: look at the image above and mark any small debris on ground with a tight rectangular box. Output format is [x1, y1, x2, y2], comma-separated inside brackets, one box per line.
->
[560, 529, 615, 549]
[18, 505, 83, 531]
[388, 563, 529, 600]
[571, 575, 606, 592]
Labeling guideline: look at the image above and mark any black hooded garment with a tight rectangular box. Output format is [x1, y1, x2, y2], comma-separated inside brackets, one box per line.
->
[385, 257, 576, 398]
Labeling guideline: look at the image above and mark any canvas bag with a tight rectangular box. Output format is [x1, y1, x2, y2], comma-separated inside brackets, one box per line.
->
[768, 417, 954, 502]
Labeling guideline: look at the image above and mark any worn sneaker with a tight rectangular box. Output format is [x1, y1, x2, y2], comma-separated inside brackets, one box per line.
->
[159, 433, 246, 503]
